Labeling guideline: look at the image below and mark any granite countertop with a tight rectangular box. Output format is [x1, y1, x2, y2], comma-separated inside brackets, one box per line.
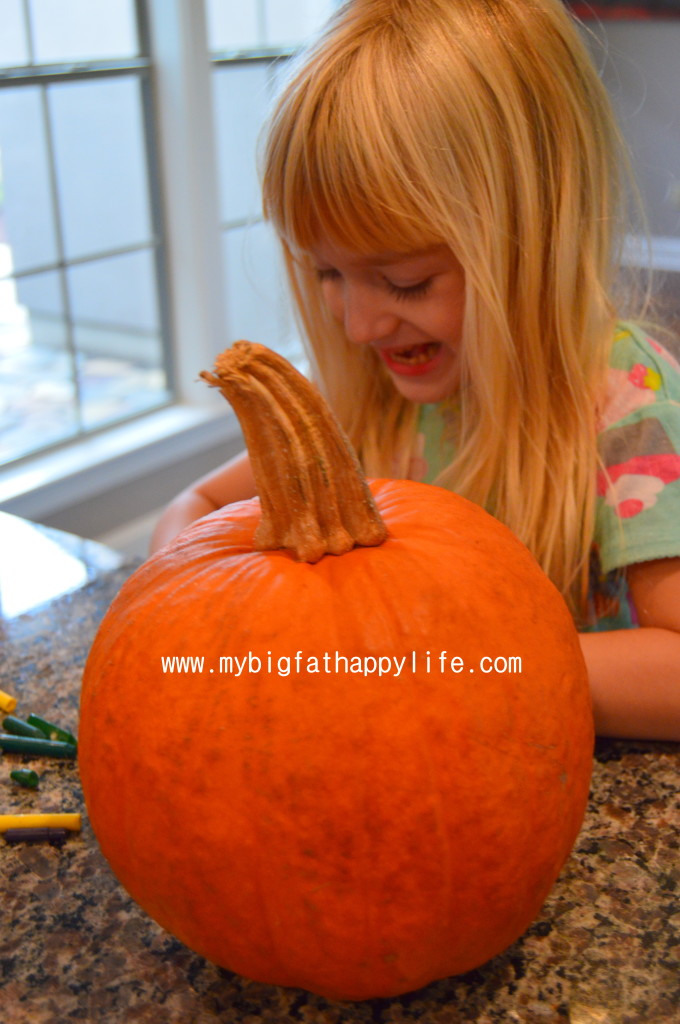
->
[0, 512, 678, 1024]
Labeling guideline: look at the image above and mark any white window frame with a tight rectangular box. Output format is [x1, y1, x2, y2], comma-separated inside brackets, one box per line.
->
[0, 0, 249, 533]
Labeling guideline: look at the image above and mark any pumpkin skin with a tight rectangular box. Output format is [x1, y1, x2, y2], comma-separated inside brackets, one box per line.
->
[79, 478, 593, 1002]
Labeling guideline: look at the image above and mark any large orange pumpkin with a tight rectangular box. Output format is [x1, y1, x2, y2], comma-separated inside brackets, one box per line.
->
[79, 342, 593, 1002]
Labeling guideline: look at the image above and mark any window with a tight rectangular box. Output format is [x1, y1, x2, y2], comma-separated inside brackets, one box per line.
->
[0, 0, 171, 465]
[0, 0, 334, 475]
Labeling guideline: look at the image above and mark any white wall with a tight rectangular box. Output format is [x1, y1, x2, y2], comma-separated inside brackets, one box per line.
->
[581, 19, 680, 242]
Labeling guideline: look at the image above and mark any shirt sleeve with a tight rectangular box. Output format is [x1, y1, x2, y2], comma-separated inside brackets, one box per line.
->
[595, 325, 680, 574]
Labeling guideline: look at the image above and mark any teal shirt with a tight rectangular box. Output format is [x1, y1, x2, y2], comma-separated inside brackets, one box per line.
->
[412, 324, 680, 631]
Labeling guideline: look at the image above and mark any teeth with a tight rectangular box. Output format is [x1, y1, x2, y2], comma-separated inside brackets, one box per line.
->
[390, 342, 439, 365]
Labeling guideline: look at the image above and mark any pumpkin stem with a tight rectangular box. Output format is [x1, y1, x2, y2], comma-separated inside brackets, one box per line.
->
[200, 341, 387, 563]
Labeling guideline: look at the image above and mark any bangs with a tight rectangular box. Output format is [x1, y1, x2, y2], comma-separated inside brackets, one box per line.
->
[262, 34, 445, 261]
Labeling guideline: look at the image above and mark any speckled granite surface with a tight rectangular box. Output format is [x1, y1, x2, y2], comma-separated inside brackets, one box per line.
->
[1, 515, 678, 1024]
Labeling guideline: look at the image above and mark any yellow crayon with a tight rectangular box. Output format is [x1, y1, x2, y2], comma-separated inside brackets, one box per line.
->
[0, 690, 18, 714]
[0, 812, 81, 833]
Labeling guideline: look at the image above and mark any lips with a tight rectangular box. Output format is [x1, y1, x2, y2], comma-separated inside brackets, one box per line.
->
[379, 341, 444, 377]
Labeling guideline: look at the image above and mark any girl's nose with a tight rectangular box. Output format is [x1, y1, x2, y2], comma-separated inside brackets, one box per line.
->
[338, 283, 400, 346]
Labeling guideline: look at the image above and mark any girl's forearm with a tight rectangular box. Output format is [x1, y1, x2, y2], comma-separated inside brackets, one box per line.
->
[579, 627, 680, 741]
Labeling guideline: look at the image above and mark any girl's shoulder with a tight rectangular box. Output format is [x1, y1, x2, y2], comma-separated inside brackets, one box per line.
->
[589, 322, 680, 628]
[600, 321, 680, 431]
[594, 320, 680, 577]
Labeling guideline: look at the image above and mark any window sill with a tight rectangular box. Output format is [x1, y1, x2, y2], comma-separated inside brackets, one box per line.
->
[0, 403, 242, 527]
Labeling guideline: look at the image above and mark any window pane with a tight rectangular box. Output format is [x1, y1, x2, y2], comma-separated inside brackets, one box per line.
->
[67, 250, 170, 430]
[0, 0, 30, 66]
[49, 76, 152, 261]
[0, 270, 78, 461]
[264, 0, 334, 47]
[213, 63, 269, 223]
[224, 222, 300, 363]
[207, 0, 260, 52]
[0, 86, 59, 274]
[0, 7, 172, 465]
[29, 0, 139, 63]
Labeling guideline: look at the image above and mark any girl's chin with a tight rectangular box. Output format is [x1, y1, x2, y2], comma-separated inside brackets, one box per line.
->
[391, 376, 460, 403]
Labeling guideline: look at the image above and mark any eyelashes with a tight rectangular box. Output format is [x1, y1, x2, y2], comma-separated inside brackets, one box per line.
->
[385, 278, 433, 301]
[315, 267, 340, 283]
[315, 267, 434, 301]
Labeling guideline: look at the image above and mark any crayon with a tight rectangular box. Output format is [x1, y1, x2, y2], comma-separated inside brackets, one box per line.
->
[3, 828, 70, 846]
[0, 735, 77, 758]
[0, 812, 81, 832]
[0, 690, 17, 714]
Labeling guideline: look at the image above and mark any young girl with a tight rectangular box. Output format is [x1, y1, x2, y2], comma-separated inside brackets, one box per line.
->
[151, 0, 680, 741]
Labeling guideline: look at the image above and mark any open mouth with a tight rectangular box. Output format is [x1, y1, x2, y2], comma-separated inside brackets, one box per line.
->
[386, 342, 441, 365]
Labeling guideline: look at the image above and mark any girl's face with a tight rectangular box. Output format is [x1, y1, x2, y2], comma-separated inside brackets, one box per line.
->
[309, 240, 466, 404]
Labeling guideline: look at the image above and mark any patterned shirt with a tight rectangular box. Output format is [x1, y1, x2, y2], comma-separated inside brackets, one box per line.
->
[410, 323, 680, 631]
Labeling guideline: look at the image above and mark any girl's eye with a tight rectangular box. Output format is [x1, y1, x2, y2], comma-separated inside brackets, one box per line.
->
[385, 278, 433, 301]
[314, 266, 433, 300]
[315, 267, 340, 283]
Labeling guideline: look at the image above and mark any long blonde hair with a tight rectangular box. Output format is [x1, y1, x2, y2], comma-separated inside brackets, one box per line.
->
[261, 0, 630, 622]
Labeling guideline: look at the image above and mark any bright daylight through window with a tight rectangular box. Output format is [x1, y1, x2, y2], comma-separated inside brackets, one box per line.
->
[0, 0, 334, 469]
[0, 0, 169, 465]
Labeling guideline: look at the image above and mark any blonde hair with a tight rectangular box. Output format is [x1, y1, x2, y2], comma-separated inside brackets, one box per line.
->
[261, 0, 629, 622]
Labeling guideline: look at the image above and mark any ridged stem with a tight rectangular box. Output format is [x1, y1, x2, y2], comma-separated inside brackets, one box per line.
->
[200, 341, 387, 563]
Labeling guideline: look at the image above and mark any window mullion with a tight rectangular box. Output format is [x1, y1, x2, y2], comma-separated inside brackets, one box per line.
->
[145, 0, 227, 407]
[21, 0, 35, 64]
[39, 84, 85, 434]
